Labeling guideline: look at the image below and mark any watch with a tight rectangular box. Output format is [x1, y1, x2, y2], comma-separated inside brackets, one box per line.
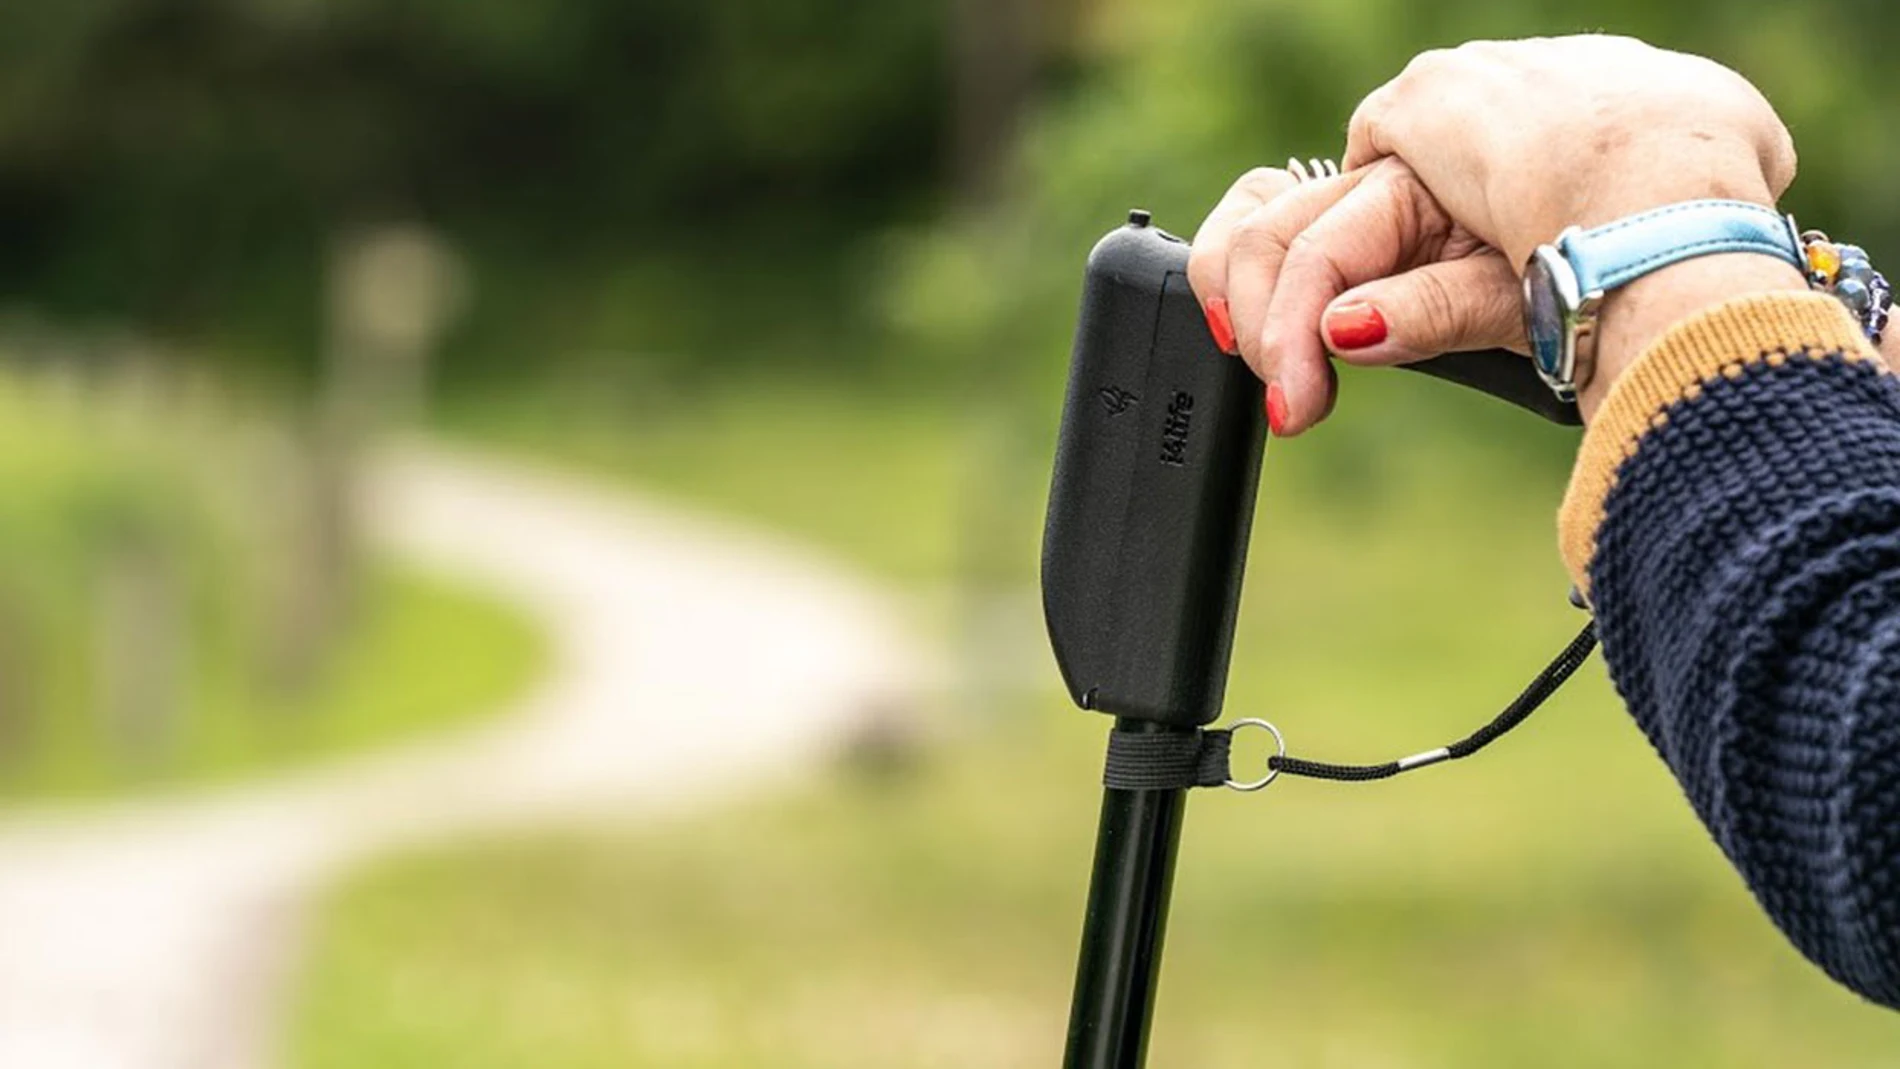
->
[1522, 199, 1806, 401]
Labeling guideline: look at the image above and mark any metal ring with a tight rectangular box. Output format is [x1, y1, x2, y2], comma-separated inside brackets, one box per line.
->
[1223, 718, 1287, 792]
[1286, 157, 1341, 184]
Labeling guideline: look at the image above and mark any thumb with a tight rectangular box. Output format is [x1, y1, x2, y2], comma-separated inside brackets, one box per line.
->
[1320, 253, 1526, 366]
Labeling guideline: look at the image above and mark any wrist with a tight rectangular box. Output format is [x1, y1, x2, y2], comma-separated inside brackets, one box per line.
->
[1578, 253, 1810, 420]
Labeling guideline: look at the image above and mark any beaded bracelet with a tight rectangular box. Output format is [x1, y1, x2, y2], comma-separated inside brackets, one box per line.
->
[1801, 229, 1892, 343]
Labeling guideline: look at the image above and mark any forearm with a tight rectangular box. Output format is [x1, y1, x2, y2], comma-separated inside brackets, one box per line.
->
[1563, 290, 1900, 1006]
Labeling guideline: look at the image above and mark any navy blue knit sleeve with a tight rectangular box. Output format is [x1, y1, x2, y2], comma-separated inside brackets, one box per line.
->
[1591, 349, 1900, 1008]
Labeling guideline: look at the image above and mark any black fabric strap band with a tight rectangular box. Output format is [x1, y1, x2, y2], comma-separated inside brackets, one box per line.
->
[1102, 729, 1232, 789]
[1102, 620, 1597, 791]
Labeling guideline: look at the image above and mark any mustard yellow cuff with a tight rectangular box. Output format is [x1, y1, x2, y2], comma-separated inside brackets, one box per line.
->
[1557, 291, 1879, 596]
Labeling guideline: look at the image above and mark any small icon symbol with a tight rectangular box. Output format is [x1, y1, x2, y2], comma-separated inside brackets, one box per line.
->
[1099, 386, 1139, 416]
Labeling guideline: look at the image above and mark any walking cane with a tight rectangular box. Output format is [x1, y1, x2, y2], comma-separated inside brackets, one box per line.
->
[1042, 209, 1590, 1068]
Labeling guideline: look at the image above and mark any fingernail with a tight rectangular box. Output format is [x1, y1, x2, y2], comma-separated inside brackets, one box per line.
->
[1265, 381, 1289, 436]
[1325, 301, 1387, 351]
[1205, 298, 1237, 354]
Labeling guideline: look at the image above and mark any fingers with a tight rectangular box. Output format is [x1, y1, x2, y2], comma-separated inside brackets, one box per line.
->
[1221, 168, 1371, 376]
[1253, 159, 1453, 435]
[1192, 155, 1516, 435]
[1341, 46, 1508, 256]
[1187, 167, 1303, 351]
[1319, 253, 1526, 367]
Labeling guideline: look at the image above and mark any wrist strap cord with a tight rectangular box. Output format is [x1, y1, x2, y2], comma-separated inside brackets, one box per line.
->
[1102, 620, 1599, 793]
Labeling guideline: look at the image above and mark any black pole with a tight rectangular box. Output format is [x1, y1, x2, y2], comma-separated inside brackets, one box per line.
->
[1062, 719, 1192, 1068]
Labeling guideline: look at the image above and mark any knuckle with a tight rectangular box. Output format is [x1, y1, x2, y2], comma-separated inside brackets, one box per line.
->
[1768, 126, 1799, 191]
[1282, 229, 1349, 293]
[1344, 96, 1384, 160]
[1398, 47, 1455, 85]
[1495, 293, 1529, 347]
[1237, 165, 1295, 194]
[1482, 277, 1525, 343]
[1284, 228, 1323, 259]
[1236, 323, 1271, 373]
[1399, 170, 1451, 236]
[1281, 229, 1327, 274]
[1349, 85, 1388, 128]
[1228, 167, 1301, 215]
[1230, 208, 1289, 258]
[1252, 325, 1288, 377]
[1411, 268, 1465, 342]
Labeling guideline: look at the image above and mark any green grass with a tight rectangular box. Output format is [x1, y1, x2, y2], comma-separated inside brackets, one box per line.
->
[293, 374, 1900, 1066]
[0, 563, 545, 802]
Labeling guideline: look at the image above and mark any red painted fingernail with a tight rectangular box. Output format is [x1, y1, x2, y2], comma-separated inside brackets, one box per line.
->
[1325, 301, 1387, 350]
[1265, 382, 1289, 436]
[1205, 298, 1237, 354]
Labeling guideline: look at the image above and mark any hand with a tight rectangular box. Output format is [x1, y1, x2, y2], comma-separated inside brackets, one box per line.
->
[1188, 157, 1527, 434]
[1191, 35, 1802, 435]
[1345, 35, 1797, 268]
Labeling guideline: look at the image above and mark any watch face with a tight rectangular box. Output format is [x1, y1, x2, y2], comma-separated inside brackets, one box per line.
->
[1523, 246, 1578, 383]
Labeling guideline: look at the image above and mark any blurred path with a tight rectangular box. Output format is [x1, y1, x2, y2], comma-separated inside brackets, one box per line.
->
[0, 442, 924, 1069]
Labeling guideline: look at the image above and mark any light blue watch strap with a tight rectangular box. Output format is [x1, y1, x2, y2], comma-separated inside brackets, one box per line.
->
[1561, 199, 1804, 295]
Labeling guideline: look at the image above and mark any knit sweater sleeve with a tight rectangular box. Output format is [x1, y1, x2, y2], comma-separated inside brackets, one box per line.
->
[1558, 290, 1900, 1008]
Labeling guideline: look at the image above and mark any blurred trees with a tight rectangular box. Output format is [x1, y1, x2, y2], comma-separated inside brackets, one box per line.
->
[0, 0, 973, 384]
[0, 0, 1894, 400]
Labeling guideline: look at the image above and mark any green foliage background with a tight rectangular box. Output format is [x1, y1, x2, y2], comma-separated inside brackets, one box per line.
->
[5, 0, 1893, 411]
[0, 0, 952, 382]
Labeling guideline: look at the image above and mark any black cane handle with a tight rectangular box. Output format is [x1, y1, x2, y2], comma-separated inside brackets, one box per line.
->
[1407, 349, 1583, 426]
[1043, 215, 1581, 733]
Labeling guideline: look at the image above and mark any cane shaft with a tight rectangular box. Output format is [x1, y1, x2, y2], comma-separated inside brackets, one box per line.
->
[1063, 720, 1190, 1068]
